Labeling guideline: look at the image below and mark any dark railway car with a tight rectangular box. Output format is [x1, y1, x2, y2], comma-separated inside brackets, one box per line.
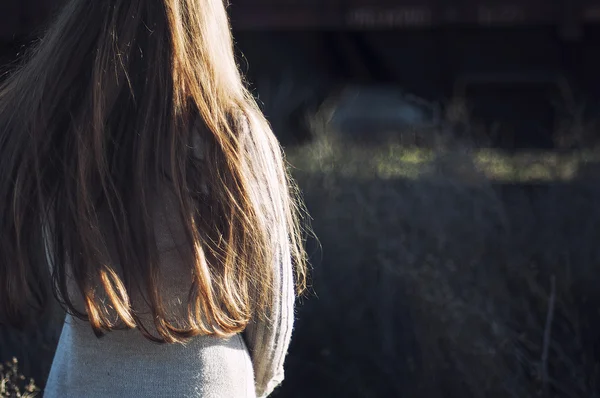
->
[227, 0, 600, 147]
[229, 0, 600, 32]
[2, 1, 600, 147]
[3, 0, 600, 34]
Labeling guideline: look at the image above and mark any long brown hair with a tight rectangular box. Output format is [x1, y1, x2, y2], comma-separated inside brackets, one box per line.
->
[0, 0, 307, 343]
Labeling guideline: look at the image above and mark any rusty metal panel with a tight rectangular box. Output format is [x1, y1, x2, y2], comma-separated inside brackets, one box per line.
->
[2, 0, 594, 35]
[343, 0, 562, 27]
[230, 0, 600, 30]
[469, 0, 559, 26]
[229, 0, 344, 29]
[343, 0, 437, 28]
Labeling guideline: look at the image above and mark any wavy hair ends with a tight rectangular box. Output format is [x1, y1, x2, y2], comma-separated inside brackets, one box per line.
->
[0, 0, 308, 343]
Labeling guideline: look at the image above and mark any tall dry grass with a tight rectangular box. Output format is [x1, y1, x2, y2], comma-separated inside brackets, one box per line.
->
[272, 120, 600, 397]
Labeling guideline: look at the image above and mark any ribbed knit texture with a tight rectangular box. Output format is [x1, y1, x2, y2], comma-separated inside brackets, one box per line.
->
[243, 244, 295, 398]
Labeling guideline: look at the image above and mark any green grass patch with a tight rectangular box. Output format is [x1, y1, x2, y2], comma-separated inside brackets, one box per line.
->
[288, 139, 600, 182]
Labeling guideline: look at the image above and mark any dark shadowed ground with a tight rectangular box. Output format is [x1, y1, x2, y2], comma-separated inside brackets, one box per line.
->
[274, 181, 600, 397]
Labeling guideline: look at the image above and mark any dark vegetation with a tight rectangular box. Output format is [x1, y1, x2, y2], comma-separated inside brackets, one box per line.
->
[1, 358, 40, 397]
[3, 17, 600, 398]
[275, 144, 600, 397]
[3, 105, 600, 397]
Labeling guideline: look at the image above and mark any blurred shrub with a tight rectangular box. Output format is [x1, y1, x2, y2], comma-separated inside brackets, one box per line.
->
[274, 136, 600, 397]
[0, 358, 39, 398]
[0, 302, 63, 392]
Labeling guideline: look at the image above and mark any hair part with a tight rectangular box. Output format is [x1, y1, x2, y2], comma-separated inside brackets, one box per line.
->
[0, 0, 308, 343]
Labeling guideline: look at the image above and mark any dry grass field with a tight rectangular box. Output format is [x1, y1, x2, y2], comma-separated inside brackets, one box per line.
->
[272, 131, 600, 398]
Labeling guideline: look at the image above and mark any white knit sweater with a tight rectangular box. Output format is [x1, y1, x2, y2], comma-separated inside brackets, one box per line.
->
[44, 252, 293, 398]
[43, 209, 295, 398]
[43, 123, 296, 397]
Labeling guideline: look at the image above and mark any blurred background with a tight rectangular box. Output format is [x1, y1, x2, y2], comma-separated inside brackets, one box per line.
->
[4, 1, 600, 397]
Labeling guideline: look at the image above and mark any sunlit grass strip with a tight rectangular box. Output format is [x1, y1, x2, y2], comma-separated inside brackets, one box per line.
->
[288, 143, 600, 182]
